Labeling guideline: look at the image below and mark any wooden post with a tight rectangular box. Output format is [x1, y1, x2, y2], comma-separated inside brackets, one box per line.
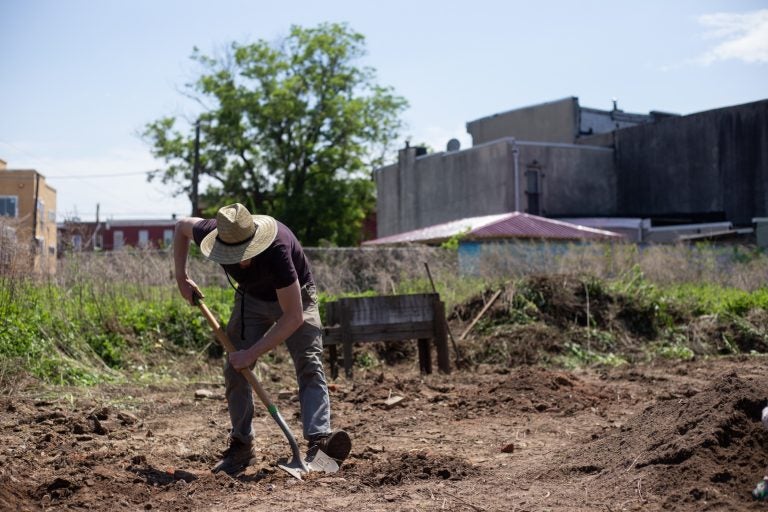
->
[340, 302, 354, 378]
[433, 298, 451, 373]
[328, 344, 339, 380]
[417, 338, 432, 374]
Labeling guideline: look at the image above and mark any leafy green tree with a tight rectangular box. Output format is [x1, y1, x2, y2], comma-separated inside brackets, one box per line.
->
[142, 23, 407, 245]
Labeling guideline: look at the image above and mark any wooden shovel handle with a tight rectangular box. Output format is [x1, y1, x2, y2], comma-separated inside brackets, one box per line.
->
[193, 295, 275, 411]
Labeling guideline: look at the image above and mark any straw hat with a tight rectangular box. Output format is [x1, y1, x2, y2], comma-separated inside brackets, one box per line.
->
[200, 203, 277, 264]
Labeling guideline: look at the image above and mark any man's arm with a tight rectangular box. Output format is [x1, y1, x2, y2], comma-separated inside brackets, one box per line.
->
[228, 279, 304, 369]
[174, 216, 205, 304]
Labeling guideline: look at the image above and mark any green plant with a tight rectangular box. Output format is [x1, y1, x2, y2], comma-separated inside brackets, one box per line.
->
[440, 228, 470, 251]
[355, 350, 378, 369]
[653, 342, 695, 361]
[559, 342, 627, 369]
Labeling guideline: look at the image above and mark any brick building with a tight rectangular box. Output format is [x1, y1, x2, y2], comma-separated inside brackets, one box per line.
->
[0, 158, 57, 273]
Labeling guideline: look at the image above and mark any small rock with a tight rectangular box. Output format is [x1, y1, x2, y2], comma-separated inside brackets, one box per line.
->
[91, 406, 111, 420]
[384, 396, 405, 409]
[366, 445, 385, 453]
[117, 411, 138, 425]
[501, 443, 515, 454]
[92, 418, 109, 435]
[316, 477, 347, 484]
[277, 389, 293, 400]
[173, 470, 198, 483]
[194, 389, 214, 399]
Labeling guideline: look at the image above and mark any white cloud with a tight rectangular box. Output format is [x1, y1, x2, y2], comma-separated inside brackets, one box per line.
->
[697, 9, 768, 65]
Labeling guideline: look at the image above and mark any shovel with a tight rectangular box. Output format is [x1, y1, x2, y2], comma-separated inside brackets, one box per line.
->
[193, 294, 310, 480]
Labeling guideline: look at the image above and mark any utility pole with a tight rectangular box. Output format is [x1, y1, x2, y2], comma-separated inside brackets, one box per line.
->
[91, 203, 100, 249]
[191, 119, 201, 217]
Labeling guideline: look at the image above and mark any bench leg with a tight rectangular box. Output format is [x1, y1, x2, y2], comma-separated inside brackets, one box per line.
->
[418, 338, 432, 374]
[328, 345, 339, 380]
[434, 300, 451, 373]
[343, 340, 353, 379]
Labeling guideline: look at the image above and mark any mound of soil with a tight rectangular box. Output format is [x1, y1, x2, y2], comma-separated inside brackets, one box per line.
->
[354, 450, 477, 486]
[451, 366, 612, 418]
[558, 371, 768, 508]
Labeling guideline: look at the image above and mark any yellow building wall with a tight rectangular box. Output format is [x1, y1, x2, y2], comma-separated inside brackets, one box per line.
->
[0, 168, 58, 274]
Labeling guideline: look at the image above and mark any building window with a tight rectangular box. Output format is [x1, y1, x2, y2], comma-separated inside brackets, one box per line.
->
[138, 230, 149, 248]
[114, 231, 124, 250]
[525, 169, 540, 215]
[73, 234, 82, 251]
[163, 229, 174, 248]
[0, 196, 18, 217]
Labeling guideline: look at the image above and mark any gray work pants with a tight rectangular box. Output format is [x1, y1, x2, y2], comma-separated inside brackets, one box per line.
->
[224, 284, 331, 444]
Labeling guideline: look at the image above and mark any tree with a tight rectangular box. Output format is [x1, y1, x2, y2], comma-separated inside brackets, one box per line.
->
[142, 23, 407, 246]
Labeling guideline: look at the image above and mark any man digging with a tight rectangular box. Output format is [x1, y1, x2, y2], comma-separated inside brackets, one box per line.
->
[173, 202, 351, 475]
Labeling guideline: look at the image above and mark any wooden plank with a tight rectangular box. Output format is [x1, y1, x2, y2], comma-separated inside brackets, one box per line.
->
[323, 322, 435, 344]
[337, 294, 437, 325]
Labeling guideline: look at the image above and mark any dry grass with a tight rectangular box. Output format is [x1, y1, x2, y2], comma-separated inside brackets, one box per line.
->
[474, 241, 768, 291]
[2, 240, 765, 308]
[0, 217, 32, 278]
[306, 246, 455, 296]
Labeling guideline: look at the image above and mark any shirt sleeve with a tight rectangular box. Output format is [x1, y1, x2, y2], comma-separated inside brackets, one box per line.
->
[192, 219, 217, 247]
[268, 242, 298, 289]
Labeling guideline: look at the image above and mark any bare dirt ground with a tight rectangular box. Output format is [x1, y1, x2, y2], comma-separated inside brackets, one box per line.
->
[2, 353, 768, 511]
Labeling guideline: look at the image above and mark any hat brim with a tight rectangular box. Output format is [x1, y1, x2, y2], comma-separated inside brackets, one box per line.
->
[200, 215, 278, 264]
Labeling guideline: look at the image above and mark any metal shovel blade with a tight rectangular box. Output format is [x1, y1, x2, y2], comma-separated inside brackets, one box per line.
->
[277, 457, 307, 480]
[305, 448, 339, 474]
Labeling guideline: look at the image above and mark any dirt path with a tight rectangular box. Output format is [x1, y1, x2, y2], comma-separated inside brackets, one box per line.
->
[2, 356, 768, 511]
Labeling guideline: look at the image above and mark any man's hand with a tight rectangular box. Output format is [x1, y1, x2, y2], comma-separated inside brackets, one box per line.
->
[177, 276, 204, 305]
[229, 346, 258, 370]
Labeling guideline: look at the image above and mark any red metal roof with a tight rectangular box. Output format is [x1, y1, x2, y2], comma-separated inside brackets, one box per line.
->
[363, 212, 624, 246]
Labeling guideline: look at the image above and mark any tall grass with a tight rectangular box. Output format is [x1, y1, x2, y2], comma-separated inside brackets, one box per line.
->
[0, 247, 232, 388]
[1, 239, 767, 387]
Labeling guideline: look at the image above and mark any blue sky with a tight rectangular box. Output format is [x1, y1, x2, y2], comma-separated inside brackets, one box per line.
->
[1, 0, 766, 221]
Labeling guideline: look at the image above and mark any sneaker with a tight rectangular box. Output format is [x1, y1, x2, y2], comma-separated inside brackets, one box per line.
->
[307, 430, 352, 463]
[211, 438, 257, 475]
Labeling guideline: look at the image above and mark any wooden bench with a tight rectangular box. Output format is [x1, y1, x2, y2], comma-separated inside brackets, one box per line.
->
[322, 293, 450, 378]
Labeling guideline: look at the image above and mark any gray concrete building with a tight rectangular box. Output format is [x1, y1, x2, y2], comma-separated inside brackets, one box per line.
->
[374, 96, 768, 240]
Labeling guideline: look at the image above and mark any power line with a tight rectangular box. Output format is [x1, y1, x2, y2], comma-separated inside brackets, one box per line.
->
[46, 171, 153, 179]
[0, 171, 153, 180]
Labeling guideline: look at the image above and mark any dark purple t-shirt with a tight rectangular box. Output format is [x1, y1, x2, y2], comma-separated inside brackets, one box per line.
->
[193, 219, 314, 302]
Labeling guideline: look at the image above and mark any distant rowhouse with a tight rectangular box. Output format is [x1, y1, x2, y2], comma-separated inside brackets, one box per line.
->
[58, 218, 177, 253]
[0, 158, 57, 273]
[374, 97, 768, 246]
